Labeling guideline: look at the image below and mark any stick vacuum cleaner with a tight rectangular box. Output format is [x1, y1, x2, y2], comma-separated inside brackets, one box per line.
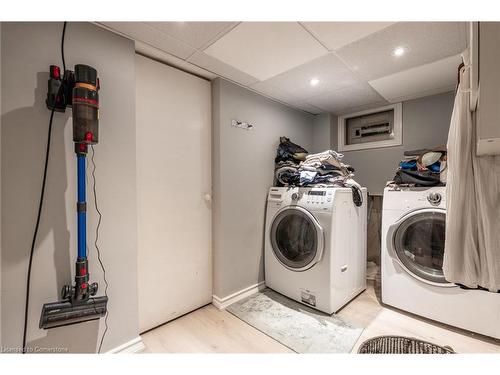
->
[39, 64, 108, 329]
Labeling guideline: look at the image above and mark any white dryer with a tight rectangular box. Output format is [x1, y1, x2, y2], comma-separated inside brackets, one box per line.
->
[264, 186, 367, 314]
[382, 186, 500, 339]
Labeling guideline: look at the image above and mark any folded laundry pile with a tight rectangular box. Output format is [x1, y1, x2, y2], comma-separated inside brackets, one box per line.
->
[298, 150, 355, 186]
[390, 145, 447, 187]
[274, 137, 358, 188]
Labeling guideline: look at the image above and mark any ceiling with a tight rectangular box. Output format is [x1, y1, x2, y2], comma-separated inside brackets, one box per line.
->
[97, 21, 467, 115]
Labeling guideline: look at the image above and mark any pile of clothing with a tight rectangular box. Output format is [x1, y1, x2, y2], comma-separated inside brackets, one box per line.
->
[274, 137, 358, 188]
[391, 145, 447, 187]
[274, 137, 307, 186]
[298, 150, 355, 186]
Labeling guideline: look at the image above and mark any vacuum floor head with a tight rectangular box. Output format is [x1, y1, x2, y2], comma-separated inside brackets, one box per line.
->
[39, 296, 108, 329]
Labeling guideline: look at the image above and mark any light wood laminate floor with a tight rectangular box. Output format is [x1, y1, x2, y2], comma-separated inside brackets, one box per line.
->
[141, 282, 500, 353]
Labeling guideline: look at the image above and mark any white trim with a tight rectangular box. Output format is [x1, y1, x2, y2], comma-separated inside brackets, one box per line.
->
[212, 281, 266, 310]
[105, 336, 146, 354]
[477, 137, 500, 156]
[337, 103, 403, 152]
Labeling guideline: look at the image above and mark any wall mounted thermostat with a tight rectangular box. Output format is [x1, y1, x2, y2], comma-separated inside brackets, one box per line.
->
[231, 119, 253, 131]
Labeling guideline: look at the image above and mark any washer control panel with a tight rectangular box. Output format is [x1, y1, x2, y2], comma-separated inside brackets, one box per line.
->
[303, 189, 334, 211]
[267, 187, 339, 212]
[427, 192, 442, 206]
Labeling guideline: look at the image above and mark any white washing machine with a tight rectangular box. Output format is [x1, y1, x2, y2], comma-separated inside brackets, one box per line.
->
[264, 186, 367, 314]
[382, 185, 500, 339]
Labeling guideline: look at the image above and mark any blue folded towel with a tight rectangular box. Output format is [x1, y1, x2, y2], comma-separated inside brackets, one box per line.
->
[399, 161, 417, 170]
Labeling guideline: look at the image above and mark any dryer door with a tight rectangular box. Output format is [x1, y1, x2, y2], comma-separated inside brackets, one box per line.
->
[387, 208, 453, 286]
[270, 206, 324, 272]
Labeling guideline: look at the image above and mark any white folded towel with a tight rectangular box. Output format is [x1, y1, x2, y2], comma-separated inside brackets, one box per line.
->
[304, 150, 343, 163]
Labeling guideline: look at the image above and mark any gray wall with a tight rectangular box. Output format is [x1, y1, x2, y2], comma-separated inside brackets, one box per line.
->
[332, 92, 455, 195]
[1, 22, 138, 353]
[212, 78, 314, 298]
[0, 22, 2, 345]
[311, 113, 332, 153]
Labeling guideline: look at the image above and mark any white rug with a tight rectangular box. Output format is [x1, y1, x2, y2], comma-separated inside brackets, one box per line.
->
[226, 289, 363, 353]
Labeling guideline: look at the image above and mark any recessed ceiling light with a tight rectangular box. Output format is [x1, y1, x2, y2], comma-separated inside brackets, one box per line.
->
[392, 46, 407, 57]
[310, 78, 320, 86]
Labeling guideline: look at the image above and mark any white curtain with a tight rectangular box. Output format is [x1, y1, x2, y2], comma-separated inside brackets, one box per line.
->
[443, 48, 500, 292]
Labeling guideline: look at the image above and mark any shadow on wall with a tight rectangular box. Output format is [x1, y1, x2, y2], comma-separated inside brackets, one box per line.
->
[1, 72, 99, 352]
[367, 195, 383, 265]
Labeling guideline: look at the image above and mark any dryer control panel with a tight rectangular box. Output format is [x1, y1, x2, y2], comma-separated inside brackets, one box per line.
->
[383, 186, 446, 210]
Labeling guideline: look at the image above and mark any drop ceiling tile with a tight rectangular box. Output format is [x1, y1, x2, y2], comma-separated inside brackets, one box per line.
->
[249, 81, 302, 104]
[369, 54, 461, 103]
[203, 22, 328, 81]
[334, 100, 391, 116]
[135, 41, 217, 80]
[307, 82, 386, 114]
[187, 52, 259, 86]
[258, 53, 361, 102]
[301, 22, 395, 51]
[336, 22, 467, 80]
[248, 82, 323, 114]
[144, 22, 238, 49]
[290, 101, 324, 115]
[100, 22, 196, 59]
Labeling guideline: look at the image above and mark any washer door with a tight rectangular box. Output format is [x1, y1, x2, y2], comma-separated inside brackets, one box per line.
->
[270, 206, 324, 271]
[387, 208, 453, 286]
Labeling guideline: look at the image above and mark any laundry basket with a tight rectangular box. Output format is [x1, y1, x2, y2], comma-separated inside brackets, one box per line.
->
[358, 336, 454, 354]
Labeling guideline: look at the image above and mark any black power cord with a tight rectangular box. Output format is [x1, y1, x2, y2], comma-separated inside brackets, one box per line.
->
[61, 24, 67, 73]
[90, 145, 109, 353]
[22, 22, 67, 354]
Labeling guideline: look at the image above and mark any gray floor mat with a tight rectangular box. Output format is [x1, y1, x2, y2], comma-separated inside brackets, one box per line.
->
[226, 288, 363, 353]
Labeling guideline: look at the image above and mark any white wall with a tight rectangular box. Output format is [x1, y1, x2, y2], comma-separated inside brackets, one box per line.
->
[1, 22, 138, 353]
[212, 78, 314, 298]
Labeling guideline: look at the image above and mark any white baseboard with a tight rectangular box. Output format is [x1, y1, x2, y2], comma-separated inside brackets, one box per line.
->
[212, 281, 266, 310]
[106, 336, 145, 354]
